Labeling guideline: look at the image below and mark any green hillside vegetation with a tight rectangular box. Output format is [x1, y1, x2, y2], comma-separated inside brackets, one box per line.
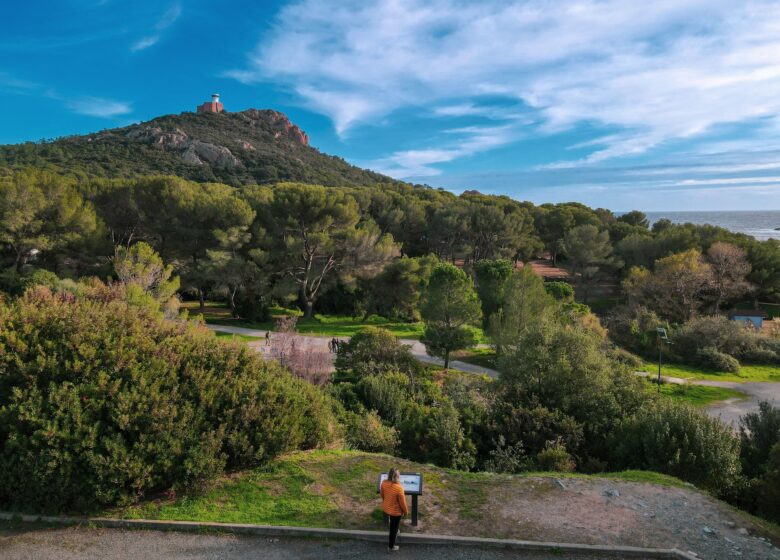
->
[0, 110, 404, 188]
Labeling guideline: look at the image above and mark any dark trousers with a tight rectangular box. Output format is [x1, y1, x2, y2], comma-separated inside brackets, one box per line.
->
[388, 515, 402, 549]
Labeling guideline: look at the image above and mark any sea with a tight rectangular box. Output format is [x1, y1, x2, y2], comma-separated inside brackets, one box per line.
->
[644, 210, 780, 241]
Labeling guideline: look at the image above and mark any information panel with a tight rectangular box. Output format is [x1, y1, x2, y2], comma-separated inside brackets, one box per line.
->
[377, 472, 423, 495]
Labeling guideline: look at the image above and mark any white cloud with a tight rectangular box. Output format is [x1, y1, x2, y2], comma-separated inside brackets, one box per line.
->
[66, 96, 132, 118]
[372, 124, 516, 177]
[130, 3, 181, 52]
[233, 0, 780, 172]
[130, 36, 159, 52]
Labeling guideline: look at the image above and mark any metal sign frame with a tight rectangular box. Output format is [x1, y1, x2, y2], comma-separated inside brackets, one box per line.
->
[377, 472, 423, 526]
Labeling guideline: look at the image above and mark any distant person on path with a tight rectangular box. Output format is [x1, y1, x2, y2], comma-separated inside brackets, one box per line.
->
[380, 467, 408, 551]
[265, 331, 270, 346]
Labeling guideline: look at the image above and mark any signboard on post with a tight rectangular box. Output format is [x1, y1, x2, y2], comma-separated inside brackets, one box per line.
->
[377, 472, 423, 495]
[377, 472, 423, 526]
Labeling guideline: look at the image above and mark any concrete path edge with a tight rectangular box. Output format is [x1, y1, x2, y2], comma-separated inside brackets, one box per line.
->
[0, 511, 698, 559]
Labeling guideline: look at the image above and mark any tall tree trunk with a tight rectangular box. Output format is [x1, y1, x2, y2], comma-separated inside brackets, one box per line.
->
[303, 299, 314, 318]
[229, 286, 238, 317]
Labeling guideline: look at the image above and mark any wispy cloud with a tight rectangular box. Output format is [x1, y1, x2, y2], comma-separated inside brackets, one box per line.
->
[0, 72, 38, 94]
[65, 96, 132, 118]
[0, 69, 131, 119]
[232, 0, 780, 174]
[372, 124, 517, 177]
[130, 3, 181, 52]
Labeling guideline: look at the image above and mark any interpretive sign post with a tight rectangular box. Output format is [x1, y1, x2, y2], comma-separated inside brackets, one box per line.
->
[377, 472, 423, 526]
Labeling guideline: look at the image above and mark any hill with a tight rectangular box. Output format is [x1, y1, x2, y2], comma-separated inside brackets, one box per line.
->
[0, 109, 402, 187]
[110, 450, 780, 559]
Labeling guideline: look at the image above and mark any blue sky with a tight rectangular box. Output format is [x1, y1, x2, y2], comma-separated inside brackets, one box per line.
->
[2, 0, 780, 211]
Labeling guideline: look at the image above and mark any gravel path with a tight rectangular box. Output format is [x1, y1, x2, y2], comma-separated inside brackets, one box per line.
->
[0, 526, 610, 560]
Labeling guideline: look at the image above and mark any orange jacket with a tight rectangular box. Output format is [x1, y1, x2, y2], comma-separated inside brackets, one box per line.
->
[380, 479, 408, 516]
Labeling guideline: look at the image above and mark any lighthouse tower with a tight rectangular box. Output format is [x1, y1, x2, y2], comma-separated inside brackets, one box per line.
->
[197, 93, 224, 113]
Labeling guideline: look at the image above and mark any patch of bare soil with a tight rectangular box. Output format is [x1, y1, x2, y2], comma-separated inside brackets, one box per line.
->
[408, 476, 779, 560]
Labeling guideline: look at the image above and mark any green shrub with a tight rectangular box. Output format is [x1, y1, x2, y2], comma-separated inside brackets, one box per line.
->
[21, 268, 60, 290]
[544, 281, 574, 302]
[740, 401, 780, 479]
[233, 289, 269, 321]
[344, 410, 399, 454]
[355, 372, 413, 425]
[335, 326, 421, 379]
[0, 286, 335, 511]
[696, 346, 740, 373]
[607, 347, 645, 369]
[755, 443, 780, 523]
[535, 440, 576, 473]
[484, 436, 530, 474]
[605, 306, 666, 358]
[497, 317, 649, 462]
[611, 399, 741, 495]
[742, 347, 779, 365]
[674, 315, 778, 365]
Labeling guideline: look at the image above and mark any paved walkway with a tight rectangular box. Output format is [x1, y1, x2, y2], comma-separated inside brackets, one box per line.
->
[637, 372, 780, 426]
[207, 324, 498, 377]
[0, 526, 613, 560]
[698, 380, 779, 426]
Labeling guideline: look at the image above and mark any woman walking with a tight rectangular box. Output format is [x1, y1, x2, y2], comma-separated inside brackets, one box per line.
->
[380, 467, 408, 551]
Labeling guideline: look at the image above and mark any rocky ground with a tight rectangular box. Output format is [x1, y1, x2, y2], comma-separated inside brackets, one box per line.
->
[458, 476, 780, 560]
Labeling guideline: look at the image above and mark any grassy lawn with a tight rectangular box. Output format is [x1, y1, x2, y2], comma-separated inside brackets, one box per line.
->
[181, 300, 234, 321]
[453, 347, 497, 369]
[650, 381, 748, 407]
[188, 301, 490, 341]
[214, 331, 263, 343]
[211, 314, 427, 339]
[642, 361, 780, 383]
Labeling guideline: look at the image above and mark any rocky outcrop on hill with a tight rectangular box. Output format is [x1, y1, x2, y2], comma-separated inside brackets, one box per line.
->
[237, 109, 310, 146]
[122, 110, 309, 168]
[125, 126, 241, 167]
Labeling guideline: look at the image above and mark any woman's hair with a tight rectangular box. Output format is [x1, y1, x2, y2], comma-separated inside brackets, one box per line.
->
[388, 467, 400, 483]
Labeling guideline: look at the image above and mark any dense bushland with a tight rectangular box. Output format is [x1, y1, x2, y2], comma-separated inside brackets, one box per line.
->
[0, 283, 335, 511]
[330, 302, 745, 498]
[608, 306, 780, 369]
